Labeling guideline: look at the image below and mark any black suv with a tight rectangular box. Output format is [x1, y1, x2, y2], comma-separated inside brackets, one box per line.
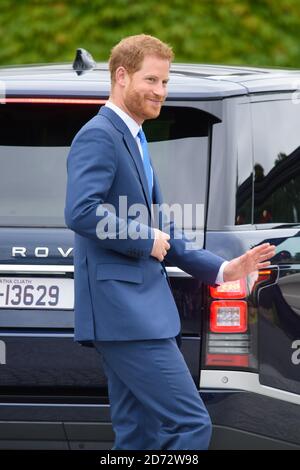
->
[0, 54, 299, 450]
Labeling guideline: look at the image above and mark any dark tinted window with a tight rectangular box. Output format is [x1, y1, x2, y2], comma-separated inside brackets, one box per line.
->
[252, 99, 300, 225]
[0, 103, 97, 227]
[146, 107, 216, 229]
[0, 104, 216, 228]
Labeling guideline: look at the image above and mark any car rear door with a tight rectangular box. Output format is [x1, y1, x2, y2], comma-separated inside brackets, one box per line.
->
[251, 93, 300, 398]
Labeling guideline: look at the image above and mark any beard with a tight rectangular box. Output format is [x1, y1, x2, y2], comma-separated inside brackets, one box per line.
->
[124, 87, 164, 122]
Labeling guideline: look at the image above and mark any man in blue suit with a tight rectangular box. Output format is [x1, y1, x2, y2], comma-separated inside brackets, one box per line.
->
[65, 34, 275, 450]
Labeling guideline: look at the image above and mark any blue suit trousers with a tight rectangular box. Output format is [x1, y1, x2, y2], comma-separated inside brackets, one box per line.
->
[94, 338, 212, 450]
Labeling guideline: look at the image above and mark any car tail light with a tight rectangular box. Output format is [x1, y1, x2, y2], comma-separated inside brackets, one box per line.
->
[256, 269, 272, 282]
[206, 350, 249, 367]
[210, 279, 246, 299]
[205, 278, 250, 368]
[210, 301, 247, 333]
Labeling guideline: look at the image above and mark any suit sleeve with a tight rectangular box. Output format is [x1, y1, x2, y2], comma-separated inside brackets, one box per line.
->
[64, 126, 155, 259]
[165, 222, 225, 285]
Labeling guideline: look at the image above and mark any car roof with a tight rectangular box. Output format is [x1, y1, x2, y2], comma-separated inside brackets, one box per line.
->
[1, 62, 300, 99]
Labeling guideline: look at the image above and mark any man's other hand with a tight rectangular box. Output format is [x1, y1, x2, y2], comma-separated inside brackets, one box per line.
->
[151, 229, 171, 262]
[223, 243, 276, 282]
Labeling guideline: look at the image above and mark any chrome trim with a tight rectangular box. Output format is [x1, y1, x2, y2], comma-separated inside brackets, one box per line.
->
[200, 370, 300, 405]
[0, 264, 73, 274]
[166, 267, 191, 277]
[0, 333, 73, 338]
[0, 264, 191, 277]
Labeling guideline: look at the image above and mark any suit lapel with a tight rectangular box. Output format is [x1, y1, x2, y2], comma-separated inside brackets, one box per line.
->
[99, 106, 152, 212]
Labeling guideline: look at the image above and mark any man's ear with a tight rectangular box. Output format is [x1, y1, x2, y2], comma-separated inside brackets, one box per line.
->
[115, 66, 128, 87]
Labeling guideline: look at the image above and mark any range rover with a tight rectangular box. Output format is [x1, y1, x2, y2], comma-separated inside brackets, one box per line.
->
[0, 50, 299, 449]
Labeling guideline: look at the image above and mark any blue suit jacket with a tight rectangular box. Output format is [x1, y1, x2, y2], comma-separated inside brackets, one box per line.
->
[65, 106, 225, 342]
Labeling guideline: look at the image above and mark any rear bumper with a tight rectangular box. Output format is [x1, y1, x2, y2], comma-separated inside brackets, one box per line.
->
[0, 388, 299, 449]
[0, 421, 298, 450]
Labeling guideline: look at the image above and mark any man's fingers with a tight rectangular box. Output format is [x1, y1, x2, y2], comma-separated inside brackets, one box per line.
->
[226, 243, 276, 281]
[162, 232, 170, 241]
[164, 241, 170, 251]
[258, 251, 275, 261]
[251, 243, 275, 259]
[257, 248, 275, 258]
[257, 261, 271, 269]
[260, 246, 275, 254]
[252, 243, 270, 252]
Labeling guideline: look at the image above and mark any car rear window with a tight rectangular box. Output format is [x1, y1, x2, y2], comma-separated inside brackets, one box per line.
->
[252, 98, 300, 225]
[0, 103, 213, 228]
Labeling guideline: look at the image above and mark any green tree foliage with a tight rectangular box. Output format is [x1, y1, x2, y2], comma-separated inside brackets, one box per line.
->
[1, 0, 300, 67]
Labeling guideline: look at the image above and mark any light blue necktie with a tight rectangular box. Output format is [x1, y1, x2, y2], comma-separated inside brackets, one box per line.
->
[137, 128, 153, 200]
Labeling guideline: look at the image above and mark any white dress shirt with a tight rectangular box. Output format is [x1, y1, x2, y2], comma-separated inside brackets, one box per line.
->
[104, 101, 227, 284]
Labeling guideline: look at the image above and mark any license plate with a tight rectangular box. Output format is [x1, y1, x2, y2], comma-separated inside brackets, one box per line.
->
[0, 277, 74, 309]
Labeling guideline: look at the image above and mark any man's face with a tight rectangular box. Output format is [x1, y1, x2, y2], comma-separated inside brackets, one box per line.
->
[122, 56, 170, 124]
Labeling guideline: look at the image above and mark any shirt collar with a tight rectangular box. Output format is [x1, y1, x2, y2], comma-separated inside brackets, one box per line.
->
[105, 101, 141, 139]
